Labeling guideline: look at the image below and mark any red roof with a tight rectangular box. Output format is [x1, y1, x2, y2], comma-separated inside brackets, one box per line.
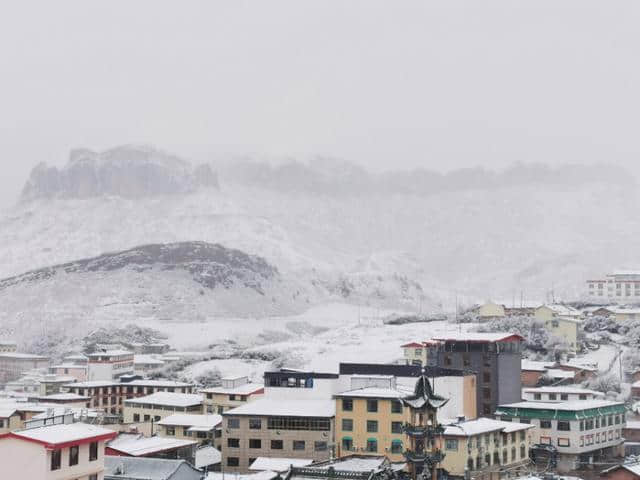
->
[401, 342, 424, 348]
[0, 429, 117, 450]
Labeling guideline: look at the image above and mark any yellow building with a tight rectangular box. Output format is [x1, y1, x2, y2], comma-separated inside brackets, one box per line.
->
[334, 375, 448, 480]
[476, 302, 506, 320]
[156, 413, 222, 448]
[441, 418, 533, 479]
[0, 409, 22, 434]
[201, 376, 264, 414]
[123, 392, 203, 424]
[534, 305, 581, 350]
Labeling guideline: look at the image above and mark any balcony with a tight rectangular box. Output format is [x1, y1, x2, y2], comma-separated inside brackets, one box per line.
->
[402, 424, 445, 438]
[404, 449, 446, 466]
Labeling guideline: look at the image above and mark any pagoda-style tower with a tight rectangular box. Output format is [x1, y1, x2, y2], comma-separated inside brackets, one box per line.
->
[402, 374, 448, 480]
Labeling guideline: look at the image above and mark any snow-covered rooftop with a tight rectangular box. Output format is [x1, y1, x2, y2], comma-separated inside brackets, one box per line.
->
[498, 399, 623, 411]
[0, 408, 17, 418]
[311, 456, 388, 472]
[11, 423, 115, 446]
[124, 379, 192, 387]
[87, 350, 133, 357]
[208, 471, 278, 480]
[443, 418, 532, 436]
[250, 457, 313, 472]
[545, 369, 575, 379]
[107, 435, 197, 456]
[541, 304, 581, 316]
[0, 352, 48, 360]
[196, 446, 222, 468]
[521, 360, 554, 371]
[431, 332, 522, 343]
[105, 456, 199, 478]
[201, 382, 264, 395]
[523, 386, 603, 396]
[225, 398, 335, 417]
[334, 386, 412, 399]
[36, 393, 90, 401]
[64, 380, 119, 387]
[157, 413, 221, 429]
[124, 392, 202, 408]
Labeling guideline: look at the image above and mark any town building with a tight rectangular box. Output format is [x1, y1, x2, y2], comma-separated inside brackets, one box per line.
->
[0, 408, 22, 434]
[129, 343, 171, 355]
[156, 413, 222, 447]
[334, 374, 448, 469]
[133, 355, 166, 376]
[201, 376, 264, 414]
[284, 455, 400, 480]
[0, 352, 50, 382]
[520, 360, 555, 387]
[49, 363, 88, 382]
[440, 417, 533, 479]
[496, 399, 626, 472]
[403, 333, 523, 416]
[87, 350, 135, 381]
[123, 392, 204, 423]
[0, 421, 117, 480]
[522, 386, 604, 402]
[602, 462, 640, 480]
[338, 363, 476, 421]
[0, 340, 18, 353]
[221, 397, 335, 473]
[31, 393, 92, 407]
[587, 271, 640, 303]
[106, 433, 198, 464]
[552, 361, 598, 383]
[104, 456, 202, 480]
[473, 301, 539, 321]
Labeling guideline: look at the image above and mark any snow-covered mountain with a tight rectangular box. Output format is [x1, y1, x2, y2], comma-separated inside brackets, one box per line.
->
[2, 145, 639, 326]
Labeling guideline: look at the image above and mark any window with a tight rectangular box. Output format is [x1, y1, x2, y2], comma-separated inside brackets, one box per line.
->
[579, 420, 584, 431]
[267, 417, 331, 431]
[493, 452, 500, 465]
[539, 436, 551, 445]
[342, 437, 353, 451]
[51, 450, 61, 471]
[540, 420, 552, 429]
[342, 419, 353, 431]
[391, 400, 403, 414]
[366, 439, 377, 452]
[483, 372, 491, 383]
[557, 421, 570, 431]
[445, 439, 458, 451]
[227, 457, 239, 467]
[444, 355, 452, 366]
[89, 441, 98, 461]
[229, 394, 236, 401]
[166, 426, 175, 436]
[143, 415, 150, 421]
[271, 440, 283, 450]
[249, 439, 261, 449]
[367, 420, 378, 433]
[228, 438, 240, 448]
[533, 393, 541, 400]
[133, 413, 140, 422]
[391, 421, 403, 434]
[511, 447, 516, 461]
[315, 441, 328, 451]
[483, 387, 491, 399]
[367, 400, 378, 413]
[342, 399, 353, 411]
[89, 475, 98, 480]
[293, 440, 306, 451]
[520, 445, 526, 459]
[69, 445, 79, 466]
[557, 438, 570, 447]
[249, 418, 262, 430]
[482, 404, 491, 415]
[391, 440, 403, 453]
[463, 354, 471, 367]
[227, 418, 240, 429]
[560, 394, 568, 400]
[578, 393, 586, 400]
[548, 393, 557, 400]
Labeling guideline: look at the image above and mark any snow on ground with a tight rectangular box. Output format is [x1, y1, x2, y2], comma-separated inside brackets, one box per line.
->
[147, 303, 472, 381]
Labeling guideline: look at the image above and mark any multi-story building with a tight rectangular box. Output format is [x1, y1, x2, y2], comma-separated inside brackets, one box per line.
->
[534, 305, 582, 350]
[0, 340, 18, 353]
[402, 333, 523, 416]
[123, 392, 203, 423]
[496, 399, 626, 472]
[133, 355, 165, 376]
[221, 397, 335, 473]
[87, 350, 134, 381]
[62, 379, 195, 416]
[156, 413, 222, 447]
[0, 422, 117, 480]
[0, 352, 49, 383]
[522, 386, 604, 402]
[440, 417, 533, 479]
[49, 364, 88, 382]
[586, 271, 640, 303]
[338, 363, 476, 421]
[201, 376, 264, 414]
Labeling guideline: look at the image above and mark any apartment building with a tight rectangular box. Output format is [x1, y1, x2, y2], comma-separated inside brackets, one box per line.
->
[87, 350, 134, 381]
[0, 352, 50, 382]
[0, 340, 18, 353]
[63, 379, 195, 416]
[587, 271, 640, 303]
[440, 417, 533, 479]
[338, 363, 477, 421]
[0, 422, 116, 480]
[522, 386, 604, 402]
[403, 333, 523, 416]
[123, 392, 203, 423]
[496, 399, 626, 472]
[201, 376, 264, 414]
[156, 413, 222, 447]
[221, 398, 335, 473]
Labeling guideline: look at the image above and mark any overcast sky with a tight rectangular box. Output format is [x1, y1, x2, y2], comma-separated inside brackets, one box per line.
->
[1, 1, 639, 207]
